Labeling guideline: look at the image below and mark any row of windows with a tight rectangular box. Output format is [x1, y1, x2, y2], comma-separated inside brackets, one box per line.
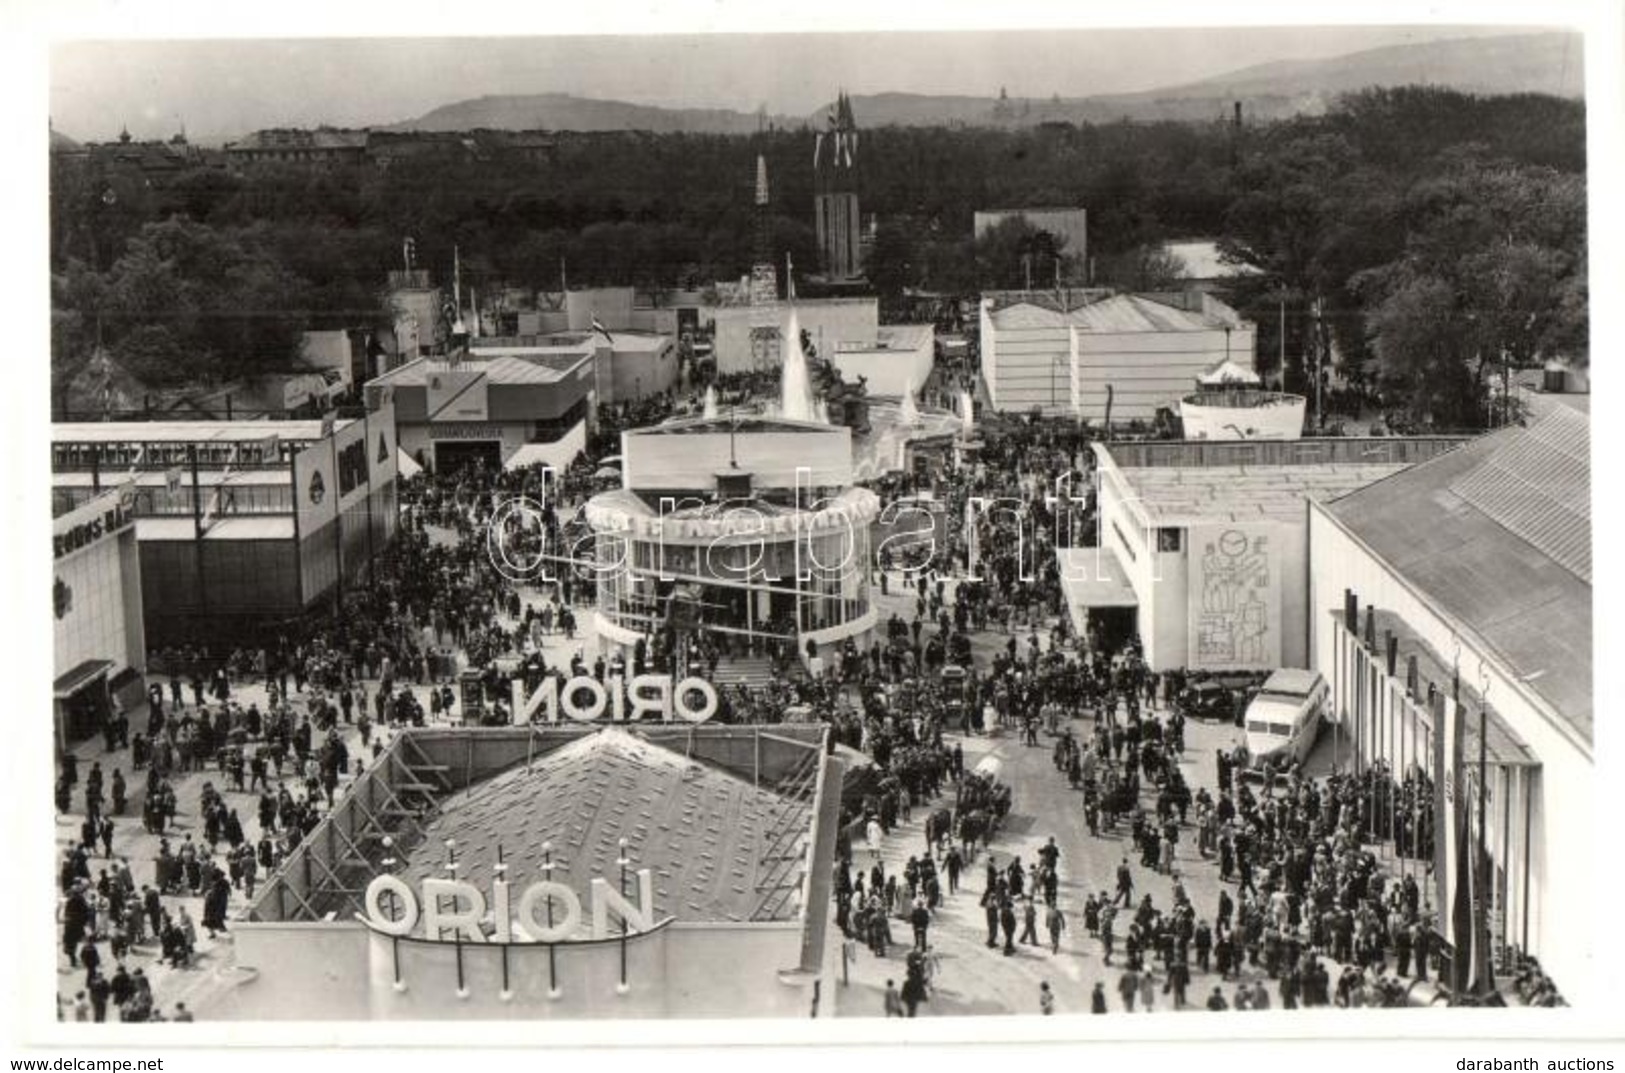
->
[54, 483, 295, 518]
[53, 442, 295, 471]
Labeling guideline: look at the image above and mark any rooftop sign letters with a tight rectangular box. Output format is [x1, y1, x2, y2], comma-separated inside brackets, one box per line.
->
[510, 674, 718, 724]
[362, 868, 658, 944]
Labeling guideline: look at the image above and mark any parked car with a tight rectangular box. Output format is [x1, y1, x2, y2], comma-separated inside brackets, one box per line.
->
[1180, 680, 1236, 722]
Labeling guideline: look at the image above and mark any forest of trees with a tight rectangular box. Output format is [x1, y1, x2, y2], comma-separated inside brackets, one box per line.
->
[50, 86, 1587, 426]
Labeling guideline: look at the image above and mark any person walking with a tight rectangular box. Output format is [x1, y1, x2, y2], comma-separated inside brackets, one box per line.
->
[999, 899, 1018, 956]
[1115, 858, 1134, 906]
[1039, 981, 1055, 1015]
[883, 979, 904, 1017]
[1046, 901, 1067, 955]
[909, 899, 931, 952]
[1019, 897, 1040, 946]
[1091, 981, 1108, 1014]
[1118, 968, 1140, 1012]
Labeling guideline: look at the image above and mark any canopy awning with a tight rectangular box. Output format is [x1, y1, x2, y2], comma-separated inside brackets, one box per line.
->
[1198, 359, 1262, 386]
[1057, 547, 1139, 628]
[396, 448, 422, 479]
[54, 659, 113, 700]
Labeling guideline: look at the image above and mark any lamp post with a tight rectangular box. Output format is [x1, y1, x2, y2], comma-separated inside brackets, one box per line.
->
[494, 844, 511, 999]
[381, 835, 405, 991]
[617, 837, 631, 994]
[542, 841, 560, 998]
[445, 838, 467, 997]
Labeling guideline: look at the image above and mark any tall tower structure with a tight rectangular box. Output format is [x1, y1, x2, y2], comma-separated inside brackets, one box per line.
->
[748, 154, 779, 305]
[814, 91, 862, 281]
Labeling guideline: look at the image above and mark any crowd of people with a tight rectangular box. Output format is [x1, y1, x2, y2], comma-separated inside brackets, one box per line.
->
[54, 358, 1557, 1021]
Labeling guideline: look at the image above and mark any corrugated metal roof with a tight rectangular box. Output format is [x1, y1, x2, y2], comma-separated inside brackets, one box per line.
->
[1119, 463, 1408, 524]
[1071, 294, 1234, 333]
[988, 302, 1071, 330]
[374, 353, 590, 387]
[52, 420, 344, 443]
[1325, 414, 1592, 743]
[1447, 407, 1590, 583]
[397, 728, 800, 924]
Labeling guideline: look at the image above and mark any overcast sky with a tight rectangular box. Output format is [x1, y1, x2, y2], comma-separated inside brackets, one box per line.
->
[51, 25, 1556, 144]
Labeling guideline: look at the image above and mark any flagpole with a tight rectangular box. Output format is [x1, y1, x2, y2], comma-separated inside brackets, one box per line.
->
[1477, 688, 1491, 996]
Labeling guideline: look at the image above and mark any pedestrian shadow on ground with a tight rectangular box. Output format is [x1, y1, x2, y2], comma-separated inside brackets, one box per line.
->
[994, 814, 1036, 836]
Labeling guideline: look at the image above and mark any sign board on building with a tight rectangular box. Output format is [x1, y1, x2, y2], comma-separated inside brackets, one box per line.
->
[427, 368, 490, 422]
[1186, 523, 1281, 669]
[429, 422, 503, 442]
[53, 488, 136, 561]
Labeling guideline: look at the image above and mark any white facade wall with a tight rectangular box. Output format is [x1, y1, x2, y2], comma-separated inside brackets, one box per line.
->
[984, 323, 1073, 414]
[54, 526, 143, 681]
[829, 330, 934, 398]
[1074, 326, 1257, 421]
[1307, 502, 1593, 1005]
[565, 288, 635, 331]
[707, 302, 879, 375]
[979, 302, 998, 404]
[1097, 462, 1311, 673]
[398, 420, 578, 471]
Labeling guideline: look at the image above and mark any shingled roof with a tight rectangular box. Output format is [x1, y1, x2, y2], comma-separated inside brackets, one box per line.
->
[397, 728, 803, 924]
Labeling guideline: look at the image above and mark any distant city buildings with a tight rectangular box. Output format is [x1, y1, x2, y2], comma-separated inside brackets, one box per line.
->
[223, 127, 556, 169]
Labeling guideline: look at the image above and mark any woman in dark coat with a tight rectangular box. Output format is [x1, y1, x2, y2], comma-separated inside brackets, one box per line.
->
[202, 874, 231, 937]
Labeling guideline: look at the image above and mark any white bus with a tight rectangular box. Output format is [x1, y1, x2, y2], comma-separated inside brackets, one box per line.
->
[1243, 669, 1330, 773]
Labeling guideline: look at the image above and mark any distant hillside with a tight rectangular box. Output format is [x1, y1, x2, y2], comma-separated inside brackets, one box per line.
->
[1156, 30, 1582, 100]
[381, 31, 1584, 138]
[389, 92, 797, 134]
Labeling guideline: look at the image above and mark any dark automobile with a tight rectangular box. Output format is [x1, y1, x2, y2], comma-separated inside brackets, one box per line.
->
[1180, 680, 1236, 722]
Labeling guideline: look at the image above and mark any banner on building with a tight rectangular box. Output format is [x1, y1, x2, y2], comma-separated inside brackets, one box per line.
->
[1186, 523, 1281, 669]
[1434, 689, 1474, 990]
[369, 401, 398, 487]
[293, 440, 338, 536]
[426, 367, 489, 422]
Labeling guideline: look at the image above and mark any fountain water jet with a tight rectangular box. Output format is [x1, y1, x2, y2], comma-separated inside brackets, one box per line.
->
[898, 376, 922, 426]
[959, 389, 975, 438]
[777, 307, 823, 423]
[703, 385, 719, 419]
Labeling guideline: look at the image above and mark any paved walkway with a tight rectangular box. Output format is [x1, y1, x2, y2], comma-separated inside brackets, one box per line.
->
[53, 566, 599, 1018]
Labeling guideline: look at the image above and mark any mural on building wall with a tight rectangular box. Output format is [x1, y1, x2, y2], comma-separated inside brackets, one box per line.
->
[1187, 523, 1281, 669]
[748, 326, 780, 370]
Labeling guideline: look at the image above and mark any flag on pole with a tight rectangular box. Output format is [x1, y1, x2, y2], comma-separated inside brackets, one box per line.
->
[200, 443, 240, 530]
[591, 316, 614, 345]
